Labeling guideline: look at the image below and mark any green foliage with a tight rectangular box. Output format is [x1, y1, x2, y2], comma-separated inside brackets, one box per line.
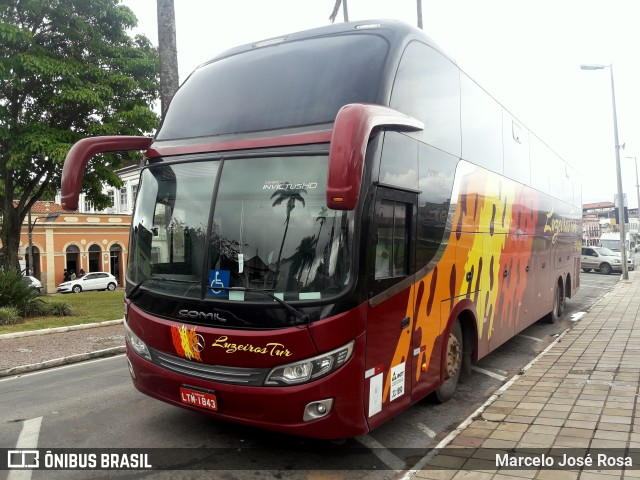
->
[0, 306, 20, 325]
[0, 269, 41, 316]
[21, 298, 51, 317]
[0, 0, 160, 270]
[0, 290, 121, 334]
[44, 300, 72, 317]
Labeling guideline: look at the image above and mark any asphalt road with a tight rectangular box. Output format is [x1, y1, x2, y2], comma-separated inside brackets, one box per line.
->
[0, 272, 620, 480]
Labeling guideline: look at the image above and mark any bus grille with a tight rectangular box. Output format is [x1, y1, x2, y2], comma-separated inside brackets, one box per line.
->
[149, 348, 269, 386]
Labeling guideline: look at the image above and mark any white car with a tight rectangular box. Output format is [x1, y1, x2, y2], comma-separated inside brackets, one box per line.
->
[57, 272, 118, 293]
[22, 275, 43, 293]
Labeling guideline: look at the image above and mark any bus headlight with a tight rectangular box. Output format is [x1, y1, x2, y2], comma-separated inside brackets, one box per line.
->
[124, 321, 151, 361]
[264, 341, 354, 386]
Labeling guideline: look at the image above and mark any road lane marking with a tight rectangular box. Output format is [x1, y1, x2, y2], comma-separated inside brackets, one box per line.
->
[416, 423, 436, 438]
[8, 416, 42, 480]
[471, 366, 507, 381]
[517, 334, 543, 342]
[355, 434, 404, 471]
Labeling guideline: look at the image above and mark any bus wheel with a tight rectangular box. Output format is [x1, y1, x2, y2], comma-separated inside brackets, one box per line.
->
[434, 319, 463, 403]
[548, 281, 564, 324]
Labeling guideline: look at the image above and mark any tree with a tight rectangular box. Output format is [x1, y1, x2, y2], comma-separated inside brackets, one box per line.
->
[270, 183, 306, 288]
[0, 0, 159, 270]
[288, 235, 316, 290]
[156, 0, 179, 115]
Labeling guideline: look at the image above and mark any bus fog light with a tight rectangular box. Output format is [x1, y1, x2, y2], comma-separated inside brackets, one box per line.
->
[303, 399, 334, 422]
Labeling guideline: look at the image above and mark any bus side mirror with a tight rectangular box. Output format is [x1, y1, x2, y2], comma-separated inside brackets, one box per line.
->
[326, 104, 423, 210]
[61, 136, 153, 210]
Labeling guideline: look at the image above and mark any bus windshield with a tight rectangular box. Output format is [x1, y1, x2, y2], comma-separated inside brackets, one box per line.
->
[127, 155, 354, 302]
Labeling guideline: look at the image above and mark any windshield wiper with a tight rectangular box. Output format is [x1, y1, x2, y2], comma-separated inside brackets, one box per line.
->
[127, 277, 199, 300]
[205, 286, 310, 325]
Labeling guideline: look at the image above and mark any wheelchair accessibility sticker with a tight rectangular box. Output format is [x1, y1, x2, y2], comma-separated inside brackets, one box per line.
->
[208, 270, 230, 296]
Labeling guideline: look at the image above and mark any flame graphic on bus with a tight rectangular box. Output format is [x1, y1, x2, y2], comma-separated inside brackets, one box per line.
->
[386, 166, 545, 399]
[171, 325, 202, 362]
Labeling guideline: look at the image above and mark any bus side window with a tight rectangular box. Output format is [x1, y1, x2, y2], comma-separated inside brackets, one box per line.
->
[389, 41, 461, 157]
[375, 200, 409, 279]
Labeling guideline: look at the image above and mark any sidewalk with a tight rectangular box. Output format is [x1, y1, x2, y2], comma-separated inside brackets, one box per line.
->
[409, 271, 640, 479]
[0, 320, 125, 377]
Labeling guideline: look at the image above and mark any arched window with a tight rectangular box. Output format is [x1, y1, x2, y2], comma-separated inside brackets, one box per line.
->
[110, 244, 123, 285]
[88, 244, 102, 272]
[65, 245, 81, 277]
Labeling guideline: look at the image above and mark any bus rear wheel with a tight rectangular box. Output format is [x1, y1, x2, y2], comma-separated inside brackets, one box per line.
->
[434, 319, 463, 403]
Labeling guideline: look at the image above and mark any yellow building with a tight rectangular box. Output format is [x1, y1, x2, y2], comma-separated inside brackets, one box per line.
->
[19, 201, 130, 293]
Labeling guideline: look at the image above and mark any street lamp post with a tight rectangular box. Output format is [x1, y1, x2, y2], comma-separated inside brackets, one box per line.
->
[624, 156, 640, 236]
[580, 63, 628, 280]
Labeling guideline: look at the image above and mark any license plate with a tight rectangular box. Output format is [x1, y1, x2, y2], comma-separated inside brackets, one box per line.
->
[180, 387, 218, 411]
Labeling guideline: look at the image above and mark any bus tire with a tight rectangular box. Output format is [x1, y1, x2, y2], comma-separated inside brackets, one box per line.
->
[434, 319, 463, 403]
[548, 281, 564, 324]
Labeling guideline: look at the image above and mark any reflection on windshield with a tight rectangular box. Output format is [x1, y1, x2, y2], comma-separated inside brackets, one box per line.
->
[209, 156, 352, 301]
[127, 156, 353, 302]
[127, 162, 220, 298]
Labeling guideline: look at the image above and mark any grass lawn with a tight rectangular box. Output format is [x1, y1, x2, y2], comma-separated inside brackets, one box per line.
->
[0, 290, 125, 335]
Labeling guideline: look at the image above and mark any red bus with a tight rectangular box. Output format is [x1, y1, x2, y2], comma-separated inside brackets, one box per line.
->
[61, 20, 581, 439]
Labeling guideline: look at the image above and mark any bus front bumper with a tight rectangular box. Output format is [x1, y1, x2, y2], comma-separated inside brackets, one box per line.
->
[126, 337, 368, 439]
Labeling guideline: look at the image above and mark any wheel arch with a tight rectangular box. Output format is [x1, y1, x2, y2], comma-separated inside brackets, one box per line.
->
[441, 299, 478, 372]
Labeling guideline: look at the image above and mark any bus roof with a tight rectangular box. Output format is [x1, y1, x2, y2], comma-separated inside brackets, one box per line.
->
[198, 20, 455, 70]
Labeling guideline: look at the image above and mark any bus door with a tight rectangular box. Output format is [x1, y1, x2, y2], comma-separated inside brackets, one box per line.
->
[365, 186, 417, 429]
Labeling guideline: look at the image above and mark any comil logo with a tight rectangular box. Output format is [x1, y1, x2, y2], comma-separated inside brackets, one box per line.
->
[8, 449, 39, 468]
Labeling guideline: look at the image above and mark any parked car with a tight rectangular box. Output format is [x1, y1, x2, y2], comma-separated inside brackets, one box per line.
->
[581, 246, 623, 275]
[22, 275, 43, 293]
[57, 272, 118, 293]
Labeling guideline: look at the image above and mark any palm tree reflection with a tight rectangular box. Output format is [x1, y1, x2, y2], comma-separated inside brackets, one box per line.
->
[270, 183, 307, 288]
[288, 235, 316, 290]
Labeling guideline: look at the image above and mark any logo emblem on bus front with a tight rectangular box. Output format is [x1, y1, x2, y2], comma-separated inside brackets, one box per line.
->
[170, 324, 203, 362]
[192, 334, 205, 353]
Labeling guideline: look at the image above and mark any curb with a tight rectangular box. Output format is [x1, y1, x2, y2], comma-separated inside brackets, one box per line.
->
[0, 319, 124, 340]
[0, 346, 126, 378]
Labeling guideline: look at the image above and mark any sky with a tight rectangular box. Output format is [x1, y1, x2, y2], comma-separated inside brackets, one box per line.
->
[121, 0, 640, 207]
